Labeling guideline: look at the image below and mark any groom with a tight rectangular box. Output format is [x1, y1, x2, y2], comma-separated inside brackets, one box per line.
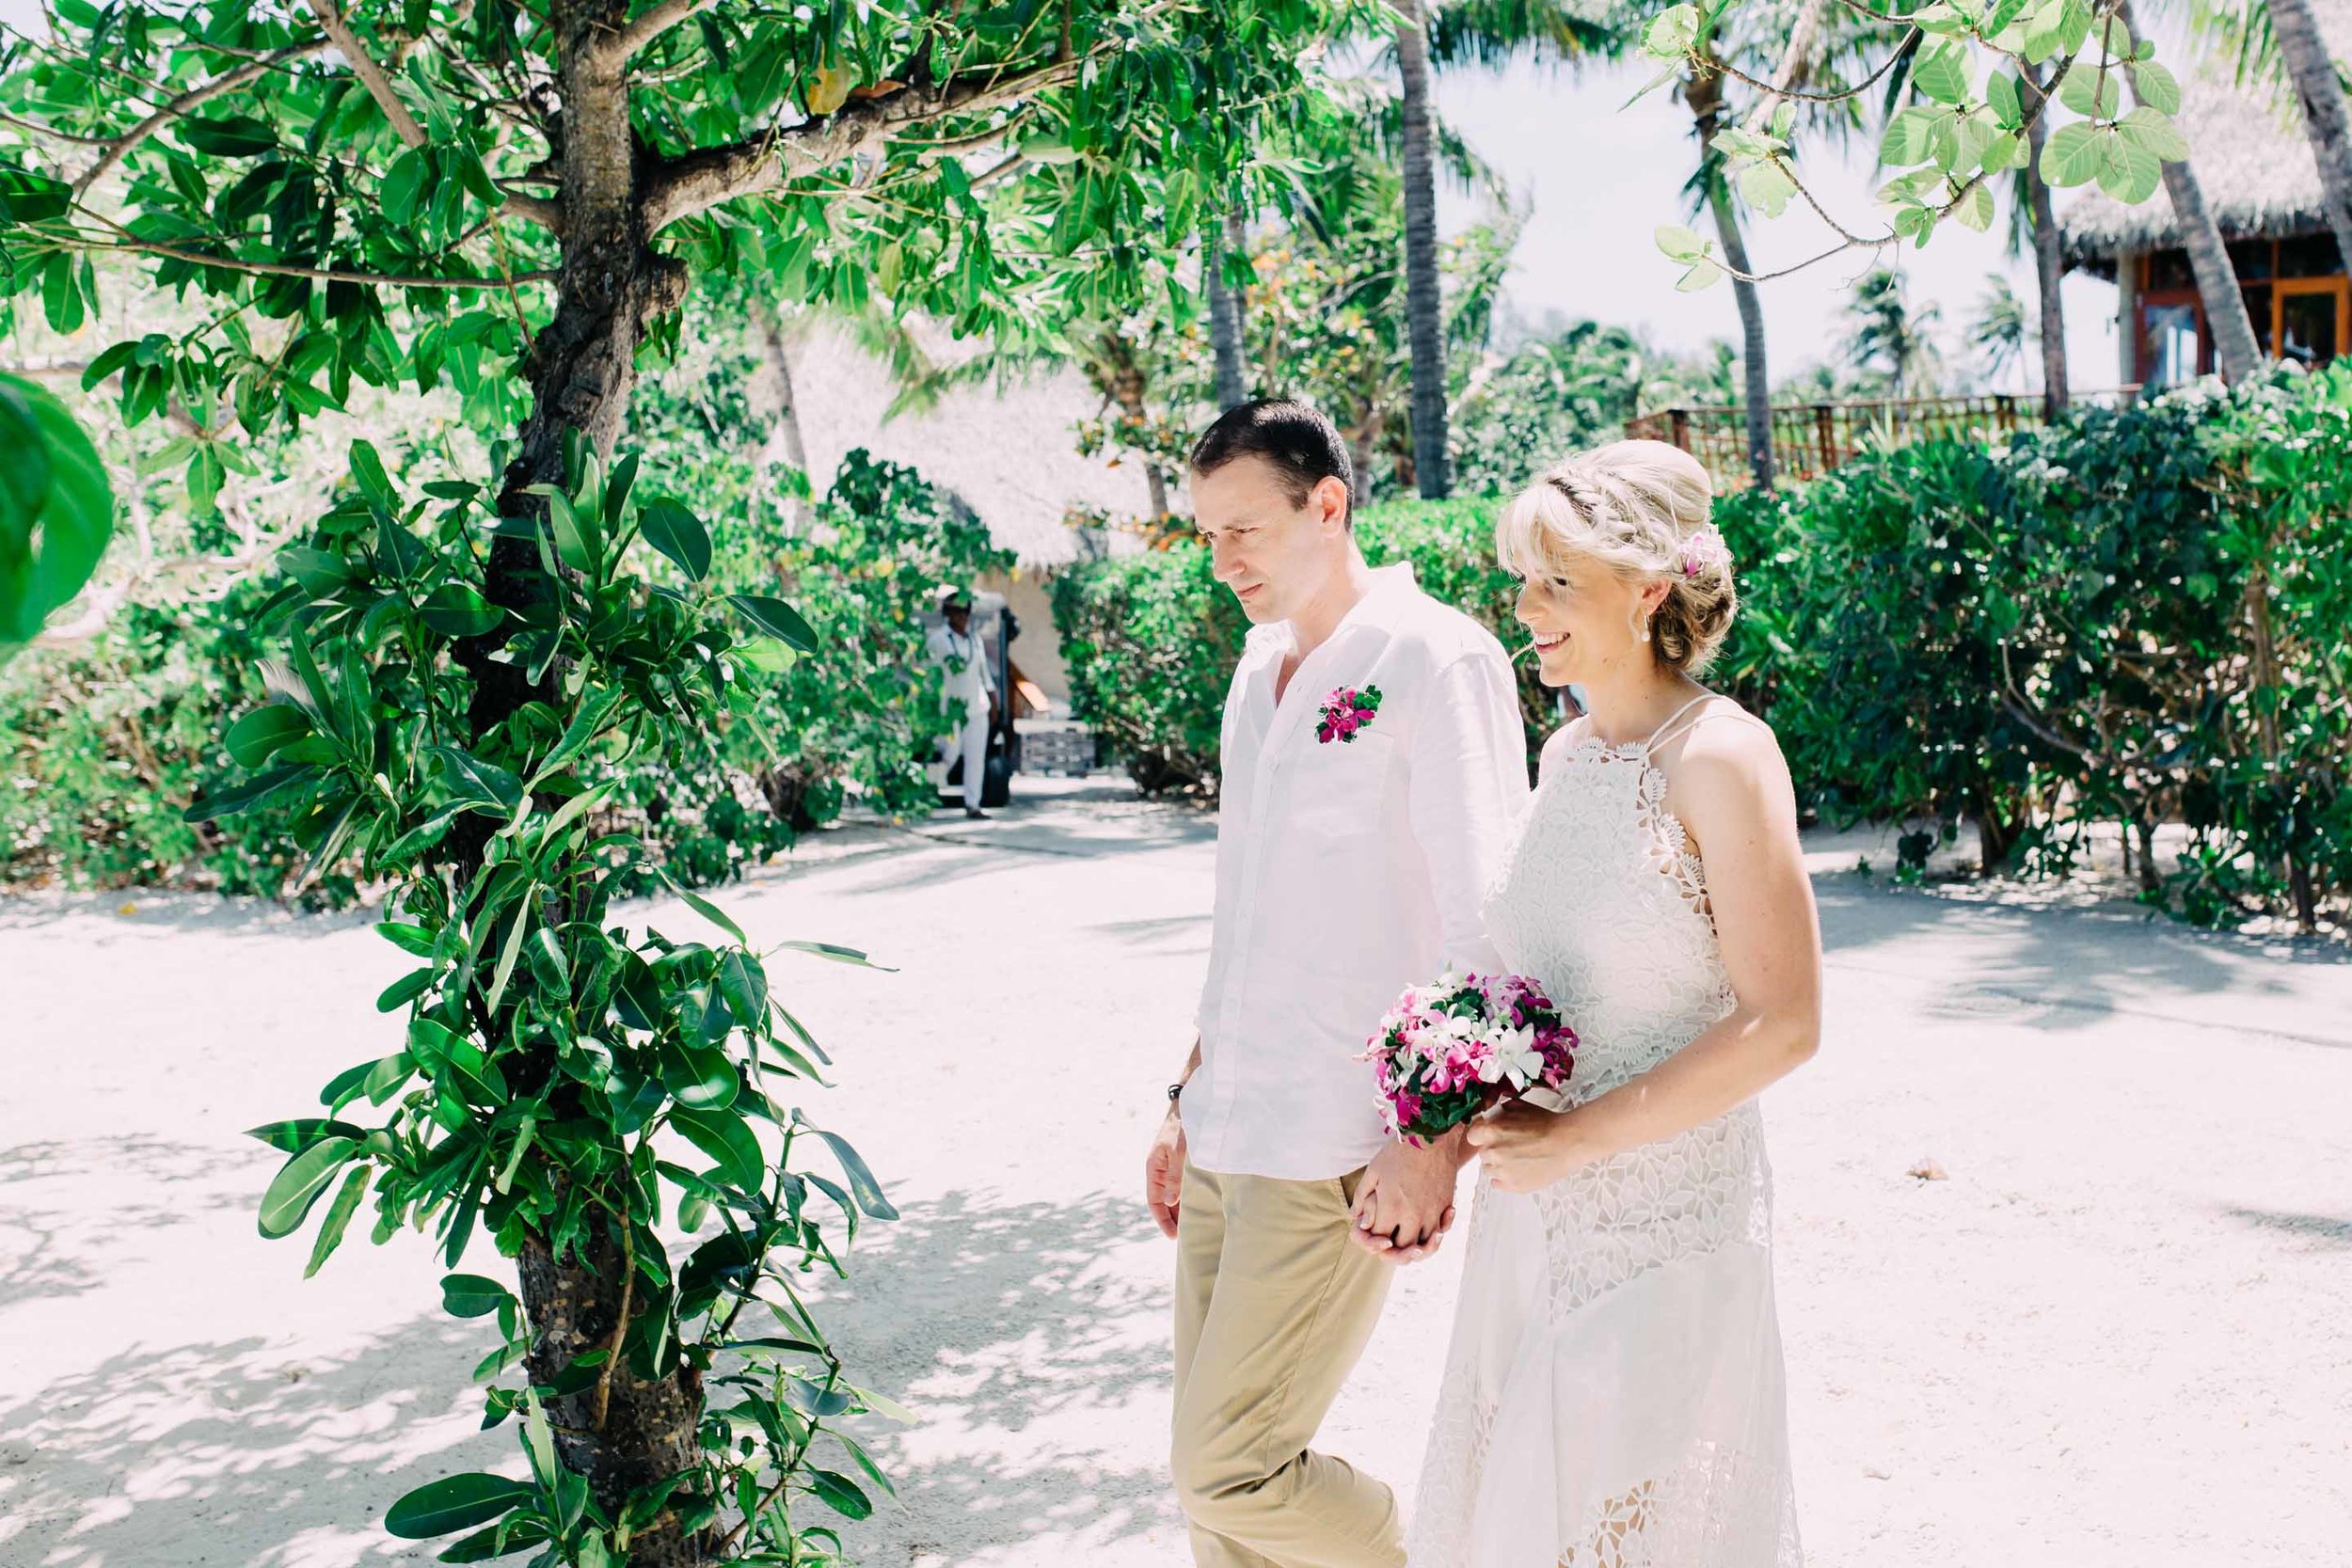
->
[1143, 399, 1530, 1566]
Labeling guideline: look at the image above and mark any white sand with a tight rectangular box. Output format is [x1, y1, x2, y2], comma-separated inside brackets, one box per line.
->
[3, 779, 2348, 1567]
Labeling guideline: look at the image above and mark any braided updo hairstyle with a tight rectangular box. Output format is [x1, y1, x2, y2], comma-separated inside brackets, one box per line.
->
[1494, 439, 1738, 676]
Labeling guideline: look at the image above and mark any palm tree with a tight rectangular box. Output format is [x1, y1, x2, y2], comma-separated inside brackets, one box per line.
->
[1205, 213, 1251, 411]
[2118, 1, 2266, 379]
[1845, 267, 1945, 402]
[1395, 0, 1452, 498]
[1395, 0, 1615, 499]
[1967, 274, 2033, 391]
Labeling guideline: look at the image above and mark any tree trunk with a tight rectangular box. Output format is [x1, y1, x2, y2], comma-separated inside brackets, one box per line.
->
[1689, 69, 1774, 490]
[1395, 0, 1450, 499]
[459, 7, 707, 1561]
[2268, 0, 2352, 275]
[1206, 218, 1249, 411]
[1112, 362, 1169, 519]
[2117, 2, 2262, 381]
[2022, 68, 2070, 415]
[756, 303, 812, 530]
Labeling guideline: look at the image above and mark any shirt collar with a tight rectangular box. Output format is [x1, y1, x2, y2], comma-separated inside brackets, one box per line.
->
[1248, 562, 1419, 657]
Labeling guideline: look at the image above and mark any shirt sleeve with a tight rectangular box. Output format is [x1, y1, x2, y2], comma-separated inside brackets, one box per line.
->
[1407, 648, 1533, 975]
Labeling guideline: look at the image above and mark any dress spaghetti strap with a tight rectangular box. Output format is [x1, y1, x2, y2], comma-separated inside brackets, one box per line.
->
[1643, 690, 1717, 752]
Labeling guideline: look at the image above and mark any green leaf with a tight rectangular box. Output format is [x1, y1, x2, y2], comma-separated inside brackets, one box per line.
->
[671, 1105, 766, 1192]
[421, 584, 504, 637]
[430, 746, 525, 817]
[2132, 58, 2181, 116]
[377, 966, 437, 1012]
[769, 939, 894, 971]
[2117, 105, 2189, 163]
[716, 950, 769, 1026]
[727, 593, 818, 652]
[178, 113, 278, 158]
[797, 1116, 898, 1220]
[525, 684, 628, 788]
[0, 372, 115, 651]
[2058, 63, 2122, 118]
[2040, 122, 2106, 186]
[305, 1163, 373, 1276]
[1643, 2, 1700, 57]
[225, 705, 314, 768]
[546, 489, 598, 578]
[441, 1273, 516, 1318]
[663, 1042, 739, 1110]
[377, 921, 440, 958]
[638, 497, 712, 582]
[349, 440, 396, 513]
[1951, 182, 1995, 231]
[2095, 136, 2163, 202]
[384, 1474, 537, 1539]
[246, 1117, 365, 1153]
[258, 1136, 359, 1238]
[1652, 223, 1707, 261]
[1912, 39, 1971, 103]
[806, 1468, 872, 1521]
[658, 870, 748, 943]
[436, 1517, 549, 1562]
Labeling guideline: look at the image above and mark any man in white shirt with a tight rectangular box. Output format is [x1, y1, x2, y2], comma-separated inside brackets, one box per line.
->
[926, 590, 995, 819]
[1143, 400, 1531, 1567]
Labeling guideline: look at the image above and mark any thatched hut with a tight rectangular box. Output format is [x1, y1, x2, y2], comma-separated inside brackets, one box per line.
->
[2060, 2, 2349, 384]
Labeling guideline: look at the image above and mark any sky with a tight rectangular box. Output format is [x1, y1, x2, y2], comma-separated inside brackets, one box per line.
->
[1427, 53, 2130, 394]
[0, 0, 2145, 395]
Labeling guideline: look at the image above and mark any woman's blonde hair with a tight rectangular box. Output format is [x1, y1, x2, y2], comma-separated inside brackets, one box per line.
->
[1495, 438, 1738, 675]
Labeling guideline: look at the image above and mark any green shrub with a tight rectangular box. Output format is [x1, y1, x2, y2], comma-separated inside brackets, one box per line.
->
[1, 451, 1004, 897]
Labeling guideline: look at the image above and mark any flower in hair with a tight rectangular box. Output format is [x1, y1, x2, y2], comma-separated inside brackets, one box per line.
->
[1678, 525, 1731, 579]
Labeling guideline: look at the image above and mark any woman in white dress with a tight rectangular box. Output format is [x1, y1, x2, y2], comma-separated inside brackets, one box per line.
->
[1406, 440, 1820, 1568]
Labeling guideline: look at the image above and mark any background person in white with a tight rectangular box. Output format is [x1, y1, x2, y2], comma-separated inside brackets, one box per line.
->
[926, 589, 995, 819]
[1141, 400, 1531, 1568]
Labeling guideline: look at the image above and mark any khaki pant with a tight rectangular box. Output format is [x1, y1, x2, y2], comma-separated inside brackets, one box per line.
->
[1170, 1161, 1406, 1568]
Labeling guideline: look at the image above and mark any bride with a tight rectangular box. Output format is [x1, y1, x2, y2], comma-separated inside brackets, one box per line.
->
[1403, 440, 1820, 1567]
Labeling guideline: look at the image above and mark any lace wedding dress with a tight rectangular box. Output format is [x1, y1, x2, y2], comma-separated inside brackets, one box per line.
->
[1408, 695, 1802, 1568]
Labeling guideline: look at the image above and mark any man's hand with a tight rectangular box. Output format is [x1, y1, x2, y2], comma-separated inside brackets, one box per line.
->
[1347, 1130, 1467, 1264]
[1145, 1104, 1186, 1239]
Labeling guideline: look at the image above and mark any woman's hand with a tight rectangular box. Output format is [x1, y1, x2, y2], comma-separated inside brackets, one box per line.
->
[1466, 1101, 1606, 1194]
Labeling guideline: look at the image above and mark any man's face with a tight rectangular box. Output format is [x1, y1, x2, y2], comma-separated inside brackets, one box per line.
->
[946, 605, 970, 635]
[1190, 457, 1349, 626]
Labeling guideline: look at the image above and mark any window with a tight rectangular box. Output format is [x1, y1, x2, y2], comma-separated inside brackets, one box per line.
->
[2243, 285, 2274, 356]
[2280, 234, 2344, 278]
[2281, 292, 2340, 365]
[2144, 302, 2201, 386]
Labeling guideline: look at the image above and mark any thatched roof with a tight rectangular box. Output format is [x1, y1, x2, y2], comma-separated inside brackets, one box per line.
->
[2059, 0, 2350, 266]
[773, 319, 1152, 568]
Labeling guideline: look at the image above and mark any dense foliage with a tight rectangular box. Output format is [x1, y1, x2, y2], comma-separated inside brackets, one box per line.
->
[1058, 366, 2352, 931]
[0, 442, 1002, 898]
[1718, 362, 2352, 929]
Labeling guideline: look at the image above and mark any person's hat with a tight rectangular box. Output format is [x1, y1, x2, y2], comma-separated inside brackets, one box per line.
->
[938, 587, 971, 610]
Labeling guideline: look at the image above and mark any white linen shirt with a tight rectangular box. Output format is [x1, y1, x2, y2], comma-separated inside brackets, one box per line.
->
[1183, 563, 1532, 1181]
[926, 624, 993, 706]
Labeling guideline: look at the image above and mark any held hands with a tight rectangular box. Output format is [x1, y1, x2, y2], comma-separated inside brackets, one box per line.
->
[1145, 1103, 1186, 1239]
[1465, 1101, 1605, 1195]
[1348, 1129, 1467, 1264]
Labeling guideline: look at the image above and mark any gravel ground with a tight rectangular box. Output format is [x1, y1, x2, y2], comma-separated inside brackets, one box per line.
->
[3, 779, 2348, 1568]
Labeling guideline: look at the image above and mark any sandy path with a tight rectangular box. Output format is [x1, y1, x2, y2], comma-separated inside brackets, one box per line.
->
[3, 781, 2348, 1567]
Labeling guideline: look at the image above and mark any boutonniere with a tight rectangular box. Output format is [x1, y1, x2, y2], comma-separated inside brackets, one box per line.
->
[1315, 684, 1383, 744]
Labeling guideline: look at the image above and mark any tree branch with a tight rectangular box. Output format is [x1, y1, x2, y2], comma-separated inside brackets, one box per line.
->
[72, 40, 329, 197]
[302, 0, 427, 147]
[641, 55, 1077, 232]
[598, 0, 718, 67]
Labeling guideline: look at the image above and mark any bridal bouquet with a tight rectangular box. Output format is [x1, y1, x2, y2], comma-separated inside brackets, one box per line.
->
[1361, 972, 1578, 1145]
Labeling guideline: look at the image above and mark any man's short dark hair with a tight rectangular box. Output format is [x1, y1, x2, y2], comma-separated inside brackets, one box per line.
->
[1188, 398, 1353, 512]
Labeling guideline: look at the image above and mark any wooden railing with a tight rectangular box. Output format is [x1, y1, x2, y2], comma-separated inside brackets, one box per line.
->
[1627, 389, 2142, 491]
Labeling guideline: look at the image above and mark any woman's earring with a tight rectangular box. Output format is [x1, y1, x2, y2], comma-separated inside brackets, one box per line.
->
[1629, 607, 1652, 644]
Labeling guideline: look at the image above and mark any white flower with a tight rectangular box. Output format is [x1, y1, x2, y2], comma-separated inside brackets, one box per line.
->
[1486, 1023, 1546, 1088]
